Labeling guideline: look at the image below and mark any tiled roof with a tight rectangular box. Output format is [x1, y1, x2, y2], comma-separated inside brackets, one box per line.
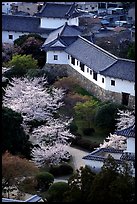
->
[36, 3, 81, 18]
[114, 124, 135, 138]
[2, 14, 54, 34]
[2, 195, 42, 202]
[65, 36, 135, 81]
[82, 148, 123, 162]
[42, 23, 82, 46]
[100, 59, 135, 82]
[66, 36, 117, 72]
[42, 23, 82, 51]
[120, 152, 135, 161]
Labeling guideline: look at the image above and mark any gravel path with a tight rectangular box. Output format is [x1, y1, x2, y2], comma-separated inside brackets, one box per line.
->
[69, 146, 89, 170]
[54, 146, 89, 183]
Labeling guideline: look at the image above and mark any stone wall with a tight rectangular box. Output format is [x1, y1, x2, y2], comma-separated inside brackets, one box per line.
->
[44, 63, 135, 108]
[66, 65, 135, 108]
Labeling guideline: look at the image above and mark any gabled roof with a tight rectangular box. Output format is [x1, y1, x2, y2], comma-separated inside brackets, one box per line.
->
[66, 35, 118, 72]
[115, 124, 135, 138]
[2, 14, 54, 35]
[65, 36, 135, 82]
[36, 2, 81, 19]
[42, 22, 82, 45]
[42, 22, 82, 51]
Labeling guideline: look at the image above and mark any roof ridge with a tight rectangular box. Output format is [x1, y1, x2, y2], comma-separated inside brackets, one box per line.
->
[100, 60, 118, 72]
[59, 22, 68, 36]
[65, 3, 75, 16]
[78, 35, 118, 60]
[117, 57, 135, 63]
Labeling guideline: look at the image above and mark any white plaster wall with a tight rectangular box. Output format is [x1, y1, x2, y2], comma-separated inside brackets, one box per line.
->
[2, 31, 29, 44]
[2, 2, 13, 14]
[2, 31, 47, 44]
[40, 17, 78, 29]
[105, 77, 135, 96]
[46, 51, 69, 64]
[68, 57, 135, 96]
[125, 138, 135, 153]
[68, 58, 107, 89]
[68, 17, 79, 26]
[84, 160, 104, 171]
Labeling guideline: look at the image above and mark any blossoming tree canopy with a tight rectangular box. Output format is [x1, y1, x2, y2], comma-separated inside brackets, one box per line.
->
[3, 77, 75, 166]
[98, 108, 135, 150]
[3, 77, 65, 122]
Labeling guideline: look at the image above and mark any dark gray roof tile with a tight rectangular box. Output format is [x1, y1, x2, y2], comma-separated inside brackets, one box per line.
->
[2, 14, 54, 34]
[66, 36, 117, 72]
[100, 59, 135, 82]
[36, 3, 80, 18]
[115, 124, 135, 138]
[65, 36, 135, 81]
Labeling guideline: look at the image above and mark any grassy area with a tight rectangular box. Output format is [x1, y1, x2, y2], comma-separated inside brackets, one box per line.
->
[75, 119, 107, 144]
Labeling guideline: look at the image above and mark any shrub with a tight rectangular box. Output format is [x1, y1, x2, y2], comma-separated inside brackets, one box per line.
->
[94, 102, 122, 131]
[47, 182, 69, 202]
[73, 137, 99, 151]
[69, 121, 78, 134]
[49, 163, 73, 177]
[53, 77, 78, 92]
[35, 172, 54, 191]
[6, 54, 38, 78]
[82, 128, 95, 136]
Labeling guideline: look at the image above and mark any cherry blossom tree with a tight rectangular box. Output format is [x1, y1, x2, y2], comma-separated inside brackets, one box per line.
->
[3, 77, 75, 166]
[99, 133, 126, 150]
[31, 118, 74, 166]
[3, 77, 64, 123]
[116, 109, 135, 130]
[98, 108, 135, 150]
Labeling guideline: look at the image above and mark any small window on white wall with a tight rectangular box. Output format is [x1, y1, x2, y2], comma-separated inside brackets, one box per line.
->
[9, 34, 13, 40]
[54, 55, 58, 60]
[87, 67, 89, 73]
[111, 80, 115, 86]
[102, 78, 104, 83]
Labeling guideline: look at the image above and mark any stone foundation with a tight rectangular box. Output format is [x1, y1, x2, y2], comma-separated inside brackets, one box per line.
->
[44, 64, 135, 108]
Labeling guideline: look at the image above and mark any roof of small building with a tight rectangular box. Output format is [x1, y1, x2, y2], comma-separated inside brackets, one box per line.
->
[2, 195, 43, 202]
[65, 36, 135, 82]
[83, 147, 123, 162]
[36, 2, 81, 19]
[120, 152, 135, 161]
[2, 14, 54, 35]
[114, 124, 135, 138]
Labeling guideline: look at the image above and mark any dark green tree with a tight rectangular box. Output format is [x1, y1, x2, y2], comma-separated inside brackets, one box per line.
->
[2, 107, 33, 159]
[4, 54, 38, 78]
[65, 166, 95, 202]
[35, 172, 54, 192]
[47, 182, 69, 202]
[94, 102, 123, 132]
[14, 34, 46, 68]
[127, 42, 135, 60]
[87, 155, 135, 203]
